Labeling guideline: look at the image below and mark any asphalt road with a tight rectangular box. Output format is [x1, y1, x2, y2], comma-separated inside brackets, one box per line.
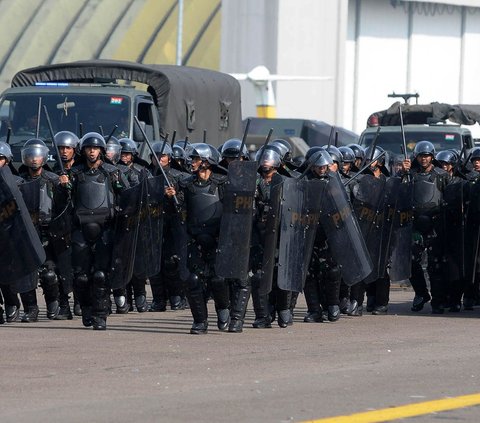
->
[1, 287, 479, 423]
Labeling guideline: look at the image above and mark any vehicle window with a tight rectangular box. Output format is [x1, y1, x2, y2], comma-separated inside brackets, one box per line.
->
[362, 130, 461, 154]
[0, 93, 130, 144]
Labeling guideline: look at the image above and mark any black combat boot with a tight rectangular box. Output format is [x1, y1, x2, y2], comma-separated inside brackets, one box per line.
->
[113, 288, 129, 314]
[0, 307, 4, 324]
[251, 290, 271, 328]
[216, 308, 230, 331]
[46, 300, 60, 320]
[21, 305, 39, 323]
[366, 296, 376, 312]
[186, 274, 208, 334]
[5, 304, 20, 323]
[135, 295, 148, 313]
[328, 305, 340, 322]
[303, 278, 323, 323]
[55, 293, 73, 320]
[82, 307, 93, 327]
[228, 284, 251, 333]
[20, 290, 39, 323]
[347, 300, 363, 316]
[92, 272, 109, 330]
[277, 309, 291, 328]
[149, 275, 168, 312]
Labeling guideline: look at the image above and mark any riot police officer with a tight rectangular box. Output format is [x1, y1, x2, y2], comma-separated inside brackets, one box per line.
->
[302, 149, 337, 322]
[347, 143, 365, 170]
[179, 143, 228, 334]
[349, 146, 392, 316]
[250, 145, 289, 328]
[52, 131, 81, 319]
[18, 138, 69, 322]
[402, 140, 451, 313]
[147, 140, 187, 312]
[68, 132, 127, 330]
[112, 137, 151, 313]
[218, 138, 255, 332]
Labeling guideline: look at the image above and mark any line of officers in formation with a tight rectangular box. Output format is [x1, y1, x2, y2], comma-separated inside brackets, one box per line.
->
[1, 130, 480, 333]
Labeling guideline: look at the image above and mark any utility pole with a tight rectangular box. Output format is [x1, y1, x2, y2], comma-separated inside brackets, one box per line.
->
[176, 0, 184, 66]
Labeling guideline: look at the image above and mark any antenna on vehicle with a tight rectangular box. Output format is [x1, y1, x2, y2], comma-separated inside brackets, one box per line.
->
[388, 92, 420, 105]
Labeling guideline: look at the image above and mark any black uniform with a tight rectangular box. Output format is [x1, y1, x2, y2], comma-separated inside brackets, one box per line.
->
[69, 161, 126, 329]
[18, 168, 69, 322]
[410, 165, 451, 312]
[180, 171, 229, 334]
[250, 172, 289, 328]
[112, 162, 150, 313]
[303, 170, 342, 322]
[149, 165, 188, 312]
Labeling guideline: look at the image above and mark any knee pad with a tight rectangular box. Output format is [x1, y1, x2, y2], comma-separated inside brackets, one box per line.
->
[186, 273, 201, 291]
[40, 269, 58, 287]
[74, 273, 89, 290]
[92, 271, 106, 285]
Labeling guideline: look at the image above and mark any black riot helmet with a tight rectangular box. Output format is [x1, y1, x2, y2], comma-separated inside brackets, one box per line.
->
[0, 141, 13, 163]
[172, 144, 185, 160]
[308, 149, 333, 167]
[338, 146, 355, 164]
[347, 143, 365, 161]
[270, 138, 293, 163]
[221, 138, 249, 159]
[119, 138, 138, 155]
[80, 132, 106, 151]
[364, 145, 386, 166]
[186, 143, 219, 166]
[54, 131, 80, 149]
[435, 149, 458, 165]
[255, 145, 282, 170]
[151, 141, 173, 157]
[413, 140, 436, 158]
[323, 145, 343, 165]
[21, 138, 49, 169]
[175, 140, 191, 150]
[304, 146, 325, 162]
[470, 147, 480, 162]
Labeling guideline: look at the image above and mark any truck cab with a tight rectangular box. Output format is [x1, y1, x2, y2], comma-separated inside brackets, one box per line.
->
[359, 124, 474, 159]
[0, 84, 160, 164]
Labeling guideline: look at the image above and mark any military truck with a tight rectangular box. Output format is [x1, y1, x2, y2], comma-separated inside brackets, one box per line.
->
[358, 101, 480, 168]
[359, 124, 474, 157]
[0, 60, 242, 164]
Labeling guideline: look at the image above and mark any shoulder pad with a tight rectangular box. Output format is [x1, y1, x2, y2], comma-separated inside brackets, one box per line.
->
[211, 173, 228, 184]
[179, 174, 195, 188]
[432, 167, 449, 177]
[42, 170, 59, 182]
[101, 163, 119, 174]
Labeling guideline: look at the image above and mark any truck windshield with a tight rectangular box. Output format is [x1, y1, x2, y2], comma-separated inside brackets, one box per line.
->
[362, 130, 461, 154]
[0, 93, 130, 143]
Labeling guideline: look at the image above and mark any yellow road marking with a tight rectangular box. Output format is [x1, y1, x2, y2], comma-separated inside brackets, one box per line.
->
[300, 392, 480, 423]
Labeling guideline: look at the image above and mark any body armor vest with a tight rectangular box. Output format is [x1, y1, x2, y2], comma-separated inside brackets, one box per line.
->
[74, 168, 114, 225]
[412, 172, 443, 214]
